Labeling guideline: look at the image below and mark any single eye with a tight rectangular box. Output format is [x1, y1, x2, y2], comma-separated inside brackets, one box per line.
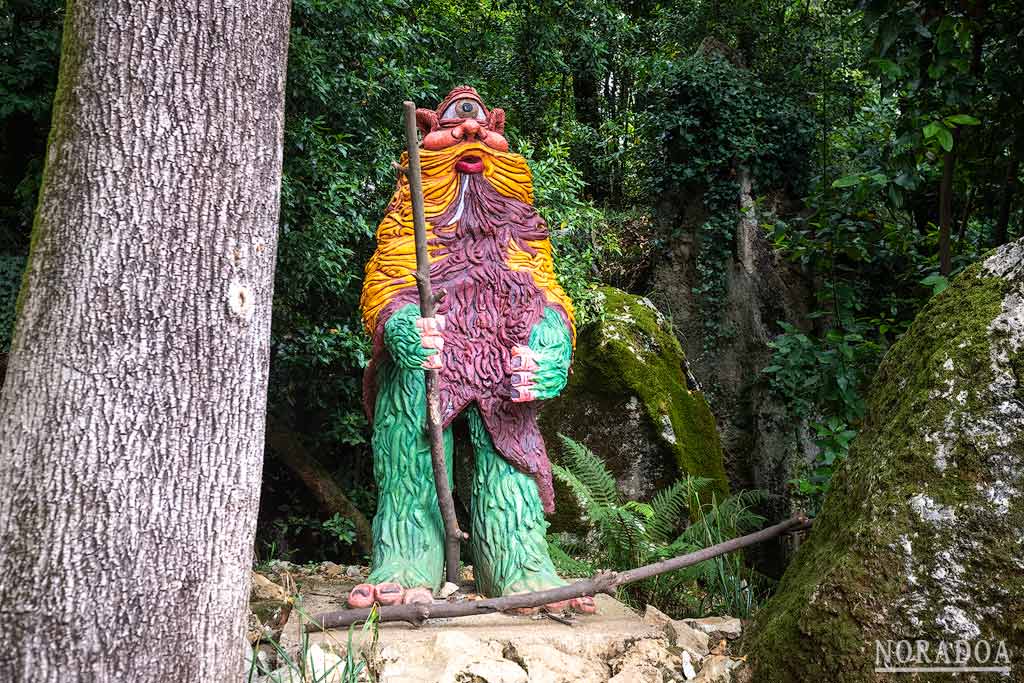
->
[443, 98, 485, 121]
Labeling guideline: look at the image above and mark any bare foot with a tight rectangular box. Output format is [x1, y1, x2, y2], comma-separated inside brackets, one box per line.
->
[570, 596, 596, 614]
[347, 583, 375, 609]
[402, 587, 433, 605]
[543, 599, 571, 612]
[504, 597, 570, 615]
[375, 582, 404, 606]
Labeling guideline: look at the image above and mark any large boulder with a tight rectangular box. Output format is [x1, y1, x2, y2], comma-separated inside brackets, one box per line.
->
[539, 286, 729, 525]
[744, 241, 1024, 681]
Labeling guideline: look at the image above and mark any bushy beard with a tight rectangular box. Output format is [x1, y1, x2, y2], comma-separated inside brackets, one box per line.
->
[427, 172, 550, 418]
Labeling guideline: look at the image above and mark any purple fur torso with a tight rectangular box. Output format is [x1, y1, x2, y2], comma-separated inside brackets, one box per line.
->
[366, 173, 564, 511]
[429, 173, 548, 421]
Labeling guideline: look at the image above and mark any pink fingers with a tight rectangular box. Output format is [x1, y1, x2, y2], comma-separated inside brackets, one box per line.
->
[416, 315, 446, 370]
[510, 346, 538, 401]
[510, 386, 536, 402]
[509, 345, 539, 371]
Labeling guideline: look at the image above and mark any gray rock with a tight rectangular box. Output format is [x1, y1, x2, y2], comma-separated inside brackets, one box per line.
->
[642, 604, 672, 627]
[538, 286, 729, 534]
[251, 572, 290, 603]
[681, 651, 697, 680]
[666, 619, 711, 659]
[682, 616, 741, 641]
[695, 655, 732, 683]
[746, 239, 1024, 680]
[320, 561, 344, 578]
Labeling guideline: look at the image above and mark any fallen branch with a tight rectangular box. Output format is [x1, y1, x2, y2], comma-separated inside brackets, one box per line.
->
[306, 514, 810, 631]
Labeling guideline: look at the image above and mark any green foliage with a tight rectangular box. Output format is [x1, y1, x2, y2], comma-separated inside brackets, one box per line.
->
[262, 512, 358, 565]
[0, 255, 24, 351]
[0, 0, 63, 249]
[636, 53, 814, 345]
[248, 600, 379, 683]
[548, 435, 768, 617]
[3, 0, 1022, 589]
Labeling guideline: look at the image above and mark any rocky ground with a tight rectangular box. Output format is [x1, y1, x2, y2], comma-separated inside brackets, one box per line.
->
[246, 562, 752, 683]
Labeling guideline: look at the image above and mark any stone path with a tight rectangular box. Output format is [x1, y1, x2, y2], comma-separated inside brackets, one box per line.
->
[252, 564, 749, 683]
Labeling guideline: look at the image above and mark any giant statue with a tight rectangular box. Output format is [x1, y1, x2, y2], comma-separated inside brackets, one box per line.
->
[350, 87, 592, 614]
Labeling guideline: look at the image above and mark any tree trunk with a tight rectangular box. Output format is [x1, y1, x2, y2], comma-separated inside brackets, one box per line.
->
[0, 2, 290, 682]
[994, 153, 1018, 246]
[265, 419, 374, 554]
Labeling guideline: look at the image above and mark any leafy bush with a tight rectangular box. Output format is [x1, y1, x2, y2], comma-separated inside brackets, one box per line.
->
[0, 255, 24, 351]
[548, 435, 769, 618]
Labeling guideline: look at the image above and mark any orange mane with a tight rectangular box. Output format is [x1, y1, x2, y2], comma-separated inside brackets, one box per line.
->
[360, 142, 575, 341]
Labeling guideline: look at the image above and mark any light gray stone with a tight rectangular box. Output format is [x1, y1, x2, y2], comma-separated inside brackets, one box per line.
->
[694, 655, 732, 683]
[665, 619, 711, 660]
[642, 604, 672, 627]
[683, 616, 742, 641]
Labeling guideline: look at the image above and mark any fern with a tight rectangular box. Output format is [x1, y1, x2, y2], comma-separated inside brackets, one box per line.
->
[556, 433, 620, 509]
[549, 434, 771, 618]
[646, 476, 710, 544]
[546, 537, 595, 576]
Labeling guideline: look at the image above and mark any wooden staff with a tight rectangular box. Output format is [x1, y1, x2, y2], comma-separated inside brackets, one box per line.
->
[398, 101, 467, 586]
[306, 514, 811, 631]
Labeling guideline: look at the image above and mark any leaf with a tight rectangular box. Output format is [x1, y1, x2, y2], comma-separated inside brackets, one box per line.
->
[831, 174, 862, 188]
[936, 127, 954, 151]
[944, 114, 980, 126]
[922, 122, 943, 139]
[921, 274, 949, 294]
[893, 172, 917, 189]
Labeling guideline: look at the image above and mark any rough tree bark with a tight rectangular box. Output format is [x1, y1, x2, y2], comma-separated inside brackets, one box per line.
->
[0, 2, 290, 682]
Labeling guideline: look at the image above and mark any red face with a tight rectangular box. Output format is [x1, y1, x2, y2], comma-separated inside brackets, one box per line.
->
[416, 87, 509, 174]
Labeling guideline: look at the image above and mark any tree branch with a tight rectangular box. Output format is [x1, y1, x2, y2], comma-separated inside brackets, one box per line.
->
[306, 514, 810, 631]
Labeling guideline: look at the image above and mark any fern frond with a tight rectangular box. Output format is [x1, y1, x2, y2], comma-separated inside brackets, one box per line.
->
[546, 536, 595, 577]
[551, 463, 611, 525]
[647, 476, 710, 544]
[556, 434, 620, 509]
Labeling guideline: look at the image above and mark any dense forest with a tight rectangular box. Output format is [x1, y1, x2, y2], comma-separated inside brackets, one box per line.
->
[2, 0, 1021, 582]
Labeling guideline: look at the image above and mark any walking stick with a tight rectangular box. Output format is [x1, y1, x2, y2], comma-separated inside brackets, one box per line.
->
[398, 101, 467, 586]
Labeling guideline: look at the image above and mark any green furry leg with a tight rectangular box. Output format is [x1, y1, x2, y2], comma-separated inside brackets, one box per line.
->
[368, 362, 452, 591]
[467, 406, 565, 597]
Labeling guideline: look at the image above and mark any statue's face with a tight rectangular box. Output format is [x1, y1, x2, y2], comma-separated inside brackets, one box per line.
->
[419, 87, 509, 174]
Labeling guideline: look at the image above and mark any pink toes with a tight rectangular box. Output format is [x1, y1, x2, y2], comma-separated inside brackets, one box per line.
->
[347, 583, 375, 609]
[402, 587, 433, 605]
[375, 582, 404, 606]
[347, 582, 410, 608]
[571, 596, 597, 614]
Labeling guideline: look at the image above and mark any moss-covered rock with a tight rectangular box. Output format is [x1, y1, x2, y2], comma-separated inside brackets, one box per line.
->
[540, 286, 729, 529]
[744, 241, 1024, 681]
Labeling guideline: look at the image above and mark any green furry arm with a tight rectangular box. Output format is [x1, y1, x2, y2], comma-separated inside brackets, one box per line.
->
[383, 303, 436, 369]
[527, 307, 573, 400]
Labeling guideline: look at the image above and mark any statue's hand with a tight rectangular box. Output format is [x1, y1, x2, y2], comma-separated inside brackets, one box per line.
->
[384, 304, 445, 370]
[509, 309, 572, 402]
